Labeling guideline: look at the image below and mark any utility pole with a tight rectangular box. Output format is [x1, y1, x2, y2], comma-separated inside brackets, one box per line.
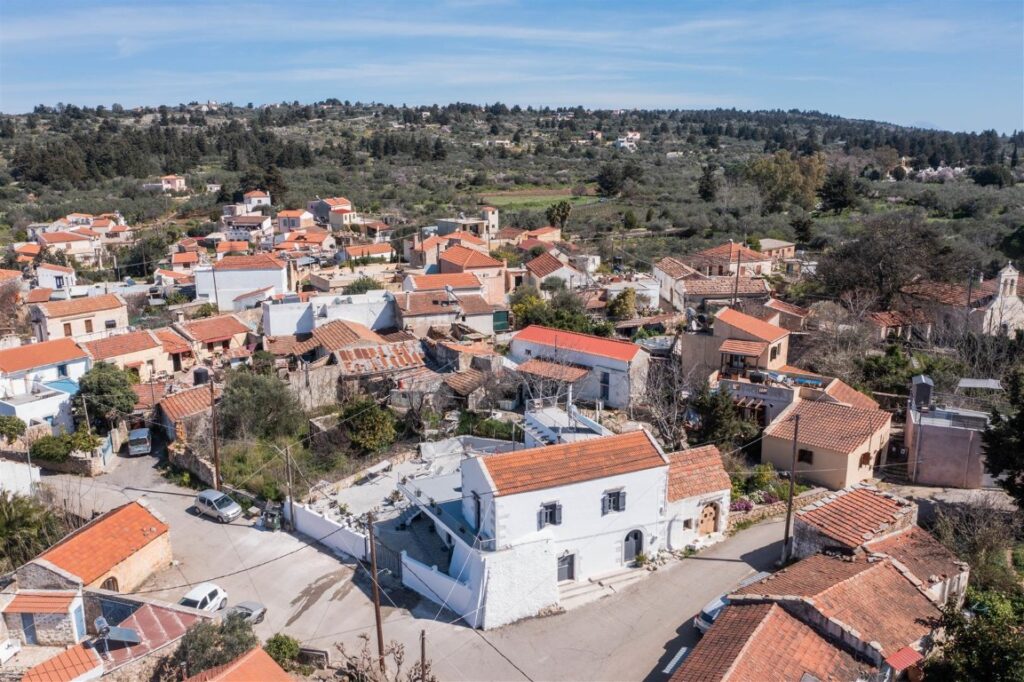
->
[732, 237, 743, 306]
[284, 445, 295, 525]
[964, 267, 975, 335]
[420, 629, 427, 682]
[366, 512, 386, 674]
[780, 414, 800, 565]
[209, 380, 220, 490]
[81, 394, 92, 435]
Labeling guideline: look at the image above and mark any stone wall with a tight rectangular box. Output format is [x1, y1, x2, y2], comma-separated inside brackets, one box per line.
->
[89, 532, 173, 593]
[0, 449, 104, 477]
[285, 362, 343, 411]
[2, 611, 75, 646]
[168, 443, 217, 487]
[727, 488, 829, 533]
[16, 560, 81, 590]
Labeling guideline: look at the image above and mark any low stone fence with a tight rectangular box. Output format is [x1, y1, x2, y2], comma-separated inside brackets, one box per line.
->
[727, 487, 829, 532]
[168, 444, 217, 486]
[0, 449, 105, 477]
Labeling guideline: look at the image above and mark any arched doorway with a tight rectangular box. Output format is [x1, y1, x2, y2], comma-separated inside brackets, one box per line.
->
[699, 503, 719, 536]
[623, 530, 643, 563]
[101, 576, 119, 592]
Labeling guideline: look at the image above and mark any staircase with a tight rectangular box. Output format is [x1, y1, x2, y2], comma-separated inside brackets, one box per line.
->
[594, 566, 648, 593]
[558, 567, 650, 610]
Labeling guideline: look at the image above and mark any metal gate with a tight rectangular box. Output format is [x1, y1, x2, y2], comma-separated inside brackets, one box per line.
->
[373, 540, 403, 580]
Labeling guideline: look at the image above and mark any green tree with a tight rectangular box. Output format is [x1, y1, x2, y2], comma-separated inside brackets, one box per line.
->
[161, 614, 258, 679]
[983, 368, 1024, 508]
[74, 362, 137, 433]
[622, 210, 639, 230]
[818, 166, 858, 214]
[342, 276, 380, 295]
[340, 398, 396, 454]
[746, 150, 827, 212]
[0, 492, 72, 572]
[928, 589, 1024, 681]
[689, 383, 758, 448]
[971, 164, 1015, 188]
[539, 276, 565, 294]
[219, 370, 303, 440]
[606, 288, 637, 320]
[697, 164, 719, 202]
[193, 302, 217, 318]
[0, 416, 26, 444]
[264, 633, 301, 669]
[545, 200, 572, 230]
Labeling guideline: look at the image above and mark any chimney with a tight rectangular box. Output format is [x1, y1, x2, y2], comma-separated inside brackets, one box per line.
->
[405, 291, 410, 309]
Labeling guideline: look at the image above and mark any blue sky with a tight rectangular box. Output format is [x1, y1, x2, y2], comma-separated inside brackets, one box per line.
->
[1, 1, 1021, 132]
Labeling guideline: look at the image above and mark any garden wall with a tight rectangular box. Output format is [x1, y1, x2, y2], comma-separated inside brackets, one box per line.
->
[727, 487, 829, 532]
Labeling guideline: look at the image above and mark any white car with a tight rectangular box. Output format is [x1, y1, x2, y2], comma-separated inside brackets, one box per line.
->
[179, 582, 228, 613]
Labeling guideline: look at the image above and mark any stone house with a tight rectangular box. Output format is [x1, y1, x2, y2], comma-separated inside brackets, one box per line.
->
[81, 330, 174, 382]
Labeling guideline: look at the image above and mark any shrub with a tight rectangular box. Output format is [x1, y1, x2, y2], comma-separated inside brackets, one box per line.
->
[0, 416, 26, 444]
[761, 491, 781, 505]
[730, 499, 754, 513]
[264, 633, 301, 668]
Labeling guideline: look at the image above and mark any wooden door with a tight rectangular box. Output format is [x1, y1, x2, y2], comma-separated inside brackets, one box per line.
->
[699, 504, 718, 535]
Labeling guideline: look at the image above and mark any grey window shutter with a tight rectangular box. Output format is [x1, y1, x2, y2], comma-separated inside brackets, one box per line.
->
[538, 508, 545, 530]
[554, 504, 562, 525]
[619, 491, 627, 511]
[601, 495, 609, 515]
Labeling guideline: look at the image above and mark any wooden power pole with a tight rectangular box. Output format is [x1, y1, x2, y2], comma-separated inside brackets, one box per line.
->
[208, 379, 220, 490]
[420, 629, 427, 682]
[780, 414, 801, 565]
[366, 512, 386, 673]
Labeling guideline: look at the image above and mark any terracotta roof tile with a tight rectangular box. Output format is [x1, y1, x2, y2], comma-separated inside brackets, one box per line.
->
[513, 325, 643, 362]
[824, 378, 879, 409]
[243, 190, 268, 198]
[83, 330, 160, 361]
[102, 602, 203, 669]
[160, 385, 220, 422]
[693, 242, 769, 264]
[885, 646, 924, 672]
[25, 288, 54, 304]
[764, 401, 891, 455]
[22, 643, 103, 682]
[765, 298, 810, 317]
[482, 431, 665, 497]
[344, 243, 394, 258]
[35, 293, 125, 318]
[409, 273, 482, 291]
[865, 526, 966, 588]
[176, 315, 249, 343]
[443, 368, 487, 396]
[715, 307, 787, 342]
[38, 501, 167, 584]
[292, 319, 384, 354]
[213, 254, 285, 271]
[277, 209, 309, 218]
[397, 291, 491, 317]
[132, 381, 169, 410]
[334, 340, 425, 376]
[667, 445, 730, 501]
[154, 327, 192, 354]
[38, 231, 90, 244]
[36, 263, 74, 274]
[216, 241, 250, 253]
[902, 280, 991, 308]
[515, 358, 589, 383]
[718, 338, 768, 357]
[681, 277, 768, 297]
[185, 647, 291, 682]
[796, 486, 915, 549]
[438, 244, 502, 269]
[525, 252, 572, 278]
[154, 268, 193, 282]
[0, 338, 87, 373]
[672, 602, 871, 682]
[171, 252, 199, 265]
[3, 590, 76, 614]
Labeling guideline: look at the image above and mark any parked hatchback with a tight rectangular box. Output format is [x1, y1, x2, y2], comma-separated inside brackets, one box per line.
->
[179, 582, 228, 612]
[225, 601, 267, 625]
[194, 489, 242, 523]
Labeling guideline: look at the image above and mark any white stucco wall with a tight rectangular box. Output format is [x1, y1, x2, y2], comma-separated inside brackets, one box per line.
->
[665, 489, 730, 550]
[479, 537, 558, 629]
[262, 292, 396, 336]
[508, 339, 644, 409]
[195, 267, 289, 312]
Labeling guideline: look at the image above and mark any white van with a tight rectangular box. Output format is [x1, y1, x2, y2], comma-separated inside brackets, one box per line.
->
[127, 428, 152, 456]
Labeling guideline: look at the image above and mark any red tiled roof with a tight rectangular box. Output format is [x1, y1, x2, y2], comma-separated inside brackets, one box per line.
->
[715, 307, 787, 342]
[681, 277, 768, 298]
[409, 273, 482, 291]
[902, 280, 990, 308]
[277, 209, 309, 218]
[159, 385, 220, 422]
[764, 401, 891, 456]
[0, 338, 87, 373]
[25, 288, 54, 304]
[525, 252, 571, 278]
[213, 254, 285, 271]
[344, 243, 394, 257]
[3, 590, 76, 614]
[36, 263, 74, 274]
[718, 338, 768, 357]
[885, 646, 924, 672]
[796, 486, 915, 550]
[825, 378, 879, 410]
[216, 241, 250, 253]
[176, 315, 249, 343]
[765, 298, 810, 317]
[16, 243, 42, 255]
[481, 431, 666, 497]
[496, 227, 525, 240]
[667, 445, 730, 501]
[516, 358, 589, 383]
[83, 330, 160, 361]
[154, 268, 193, 282]
[513, 325, 643, 362]
[734, 555, 941, 657]
[36, 293, 124, 318]
[38, 231, 90, 244]
[865, 526, 965, 587]
[335, 340, 424, 376]
[243, 190, 268, 198]
[517, 237, 549, 252]
[38, 501, 167, 584]
[671, 602, 871, 682]
[292, 319, 384, 354]
[22, 643, 103, 682]
[444, 368, 487, 396]
[694, 242, 770, 264]
[185, 647, 291, 682]
[397, 291, 491, 317]
[132, 381, 169, 411]
[439, 244, 502, 269]
[455, 293, 494, 315]
[154, 327, 192, 354]
[525, 226, 558, 237]
[322, 197, 351, 207]
[102, 602, 203, 669]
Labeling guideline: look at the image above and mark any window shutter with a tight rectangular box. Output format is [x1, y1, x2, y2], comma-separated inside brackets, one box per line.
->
[537, 509, 546, 530]
[554, 504, 562, 525]
[601, 495, 609, 515]
[619, 491, 627, 511]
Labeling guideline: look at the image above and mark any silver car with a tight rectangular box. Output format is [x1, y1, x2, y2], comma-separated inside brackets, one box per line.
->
[225, 601, 267, 624]
[693, 571, 772, 635]
[194, 489, 242, 523]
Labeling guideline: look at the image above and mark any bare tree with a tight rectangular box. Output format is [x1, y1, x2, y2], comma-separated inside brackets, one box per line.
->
[802, 300, 872, 384]
[636, 355, 698, 451]
[931, 492, 1021, 592]
[335, 634, 437, 682]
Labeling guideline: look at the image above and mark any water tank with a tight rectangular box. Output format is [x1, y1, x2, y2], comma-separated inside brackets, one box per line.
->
[193, 367, 210, 386]
[911, 375, 933, 408]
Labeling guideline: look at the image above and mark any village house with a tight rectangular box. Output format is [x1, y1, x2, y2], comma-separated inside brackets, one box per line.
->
[438, 245, 506, 305]
[173, 314, 250, 361]
[153, 327, 195, 373]
[276, 209, 315, 233]
[328, 207, 358, 230]
[81, 329, 173, 382]
[523, 226, 562, 243]
[760, 297, 811, 331]
[307, 196, 353, 223]
[396, 290, 500, 337]
[35, 263, 76, 293]
[902, 263, 1024, 337]
[867, 309, 933, 343]
[0, 338, 89, 432]
[682, 242, 774, 277]
[508, 325, 649, 409]
[354, 220, 395, 244]
[12, 243, 41, 264]
[757, 238, 796, 263]
[221, 213, 273, 242]
[603, 275, 661, 310]
[653, 256, 770, 312]
[435, 206, 499, 240]
[664, 445, 732, 550]
[262, 290, 396, 336]
[17, 500, 171, 594]
[524, 252, 586, 291]
[339, 242, 395, 263]
[761, 399, 892, 489]
[170, 250, 202, 273]
[194, 254, 293, 312]
[675, 307, 790, 383]
[161, 174, 186, 192]
[242, 189, 271, 212]
[159, 384, 220, 443]
[402, 272, 485, 298]
[404, 231, 488, 270]
[29, 293, 129, 342]
[275, 229, 336, 254]
[36, 231, 102, 267]
[183, 647, 291, 682]
[215, 240, 251, 259]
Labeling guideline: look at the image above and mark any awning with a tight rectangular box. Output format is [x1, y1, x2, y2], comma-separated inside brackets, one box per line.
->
[718, 338, 768, 356]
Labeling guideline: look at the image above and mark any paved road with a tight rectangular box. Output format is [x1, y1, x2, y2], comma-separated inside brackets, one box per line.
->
[44, 452, 786, 681]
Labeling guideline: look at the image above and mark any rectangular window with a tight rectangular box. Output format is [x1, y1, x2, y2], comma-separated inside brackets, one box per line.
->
[105, 319, 116, 329]
[55, 276, 64, 288]
[683, 519, 694, 530]
[600, 371, 611, 401]
[538, 502, 562, 528]
[57, 364, 68, 377]
[602, 490, 626, 514]
[770, 345, 778, 361]
[85, 319, 93, 333]
[63, 323, 72, 337]
[798, 449, 814, 464]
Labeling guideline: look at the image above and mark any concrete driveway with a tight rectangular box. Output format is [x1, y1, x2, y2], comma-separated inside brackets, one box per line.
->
[43, 452, 787, 680]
